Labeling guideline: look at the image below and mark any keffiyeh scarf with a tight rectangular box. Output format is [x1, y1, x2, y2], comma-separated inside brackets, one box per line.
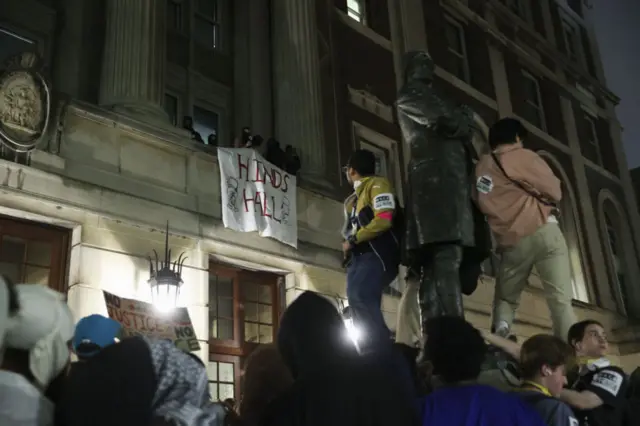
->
[149, 339, 226, 426]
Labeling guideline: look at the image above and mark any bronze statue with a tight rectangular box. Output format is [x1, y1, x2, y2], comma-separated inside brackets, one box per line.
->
[395, 52, 491, 332]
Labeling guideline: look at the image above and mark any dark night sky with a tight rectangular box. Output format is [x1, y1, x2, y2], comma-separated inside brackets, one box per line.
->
[592, 1, 640, 169]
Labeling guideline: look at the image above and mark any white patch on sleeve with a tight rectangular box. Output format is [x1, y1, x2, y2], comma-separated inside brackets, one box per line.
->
[591, 370, 624, 396]
[569, 417, 579, 426]
[373, 193, 395, 210]
[476, 175, 493, 194]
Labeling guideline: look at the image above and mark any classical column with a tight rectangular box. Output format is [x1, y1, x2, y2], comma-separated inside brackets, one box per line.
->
[99, 0, 168, 124]
[271, 0, 326, 182]
[233, 0, 273, 138]
[248, 0, 273, 137]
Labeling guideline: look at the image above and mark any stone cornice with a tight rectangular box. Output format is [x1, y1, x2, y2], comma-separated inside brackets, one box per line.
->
[347, 85, 394, 123]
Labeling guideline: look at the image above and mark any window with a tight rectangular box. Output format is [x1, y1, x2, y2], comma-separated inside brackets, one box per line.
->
[521, 71, 545, 130]
[347, 0, 366, 24]
[605, 213, 629, 314]
[164, 93, 179, 126]
[209, 266, 277, 345]
[167, 0, 183, 32]
[193, 106, 219, 146]
[583, 113, 602, 163]
[207, 357, 237, 401]
[359, 139, 390, 181]
[561, 19, 580, 63]
[208, 264, 279, 397]
[194, 0, 220, 49]
[210, 274, 235, 341]
[444, 18, 469, 82]
[0, 27, 35, 68]
[0, 216, 69, 292]
[354, 124, 403, 201]
[242, 280, 274, 344]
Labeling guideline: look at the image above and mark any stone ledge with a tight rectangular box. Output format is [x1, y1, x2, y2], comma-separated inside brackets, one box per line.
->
[28, 103, 347, 252]
[0, 170, 345, 275]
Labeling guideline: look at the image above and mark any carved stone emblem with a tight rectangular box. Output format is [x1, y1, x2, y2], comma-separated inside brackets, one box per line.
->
[0, 52, 50, 153]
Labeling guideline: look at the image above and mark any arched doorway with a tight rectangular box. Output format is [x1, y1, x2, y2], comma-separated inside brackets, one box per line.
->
[597, 193, 639, 316]
[536, 151, 591, 303]
[604, 210, 629, 314]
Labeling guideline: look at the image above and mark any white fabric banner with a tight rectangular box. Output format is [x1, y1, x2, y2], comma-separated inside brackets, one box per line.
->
[217, 147, 297, 248]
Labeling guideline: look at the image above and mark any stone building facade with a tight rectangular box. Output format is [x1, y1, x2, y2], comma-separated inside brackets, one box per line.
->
[1, 0, 640, 398]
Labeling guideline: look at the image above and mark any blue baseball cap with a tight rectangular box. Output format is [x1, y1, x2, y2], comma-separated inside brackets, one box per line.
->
[72, 314, 122, 358]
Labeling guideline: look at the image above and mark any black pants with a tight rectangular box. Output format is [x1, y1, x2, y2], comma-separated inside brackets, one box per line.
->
[417, 243, 464, 321]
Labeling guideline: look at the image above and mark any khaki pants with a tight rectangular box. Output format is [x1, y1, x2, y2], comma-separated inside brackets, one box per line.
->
[493, 222, 576, 340]
[395, 277, 421, 347]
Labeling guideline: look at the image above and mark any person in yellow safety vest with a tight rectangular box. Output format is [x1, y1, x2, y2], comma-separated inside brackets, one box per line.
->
[341, 149, 403, 354]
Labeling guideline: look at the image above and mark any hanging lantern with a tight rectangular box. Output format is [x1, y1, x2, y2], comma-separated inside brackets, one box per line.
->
[148, 222, 187, 312]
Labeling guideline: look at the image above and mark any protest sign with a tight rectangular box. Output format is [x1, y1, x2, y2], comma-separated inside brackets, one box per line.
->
[217, 147, 297, 247]
[103, 290, 200, 352]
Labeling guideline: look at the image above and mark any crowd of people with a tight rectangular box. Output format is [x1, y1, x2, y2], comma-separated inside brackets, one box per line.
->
[1, 275, 638, 426]
[183, 120, 302, 177]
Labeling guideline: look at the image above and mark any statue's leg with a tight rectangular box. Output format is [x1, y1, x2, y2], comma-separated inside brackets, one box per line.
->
[427, 243, 464, 318]
[418, 261, 442, 325]
[416, 262, 436, 365]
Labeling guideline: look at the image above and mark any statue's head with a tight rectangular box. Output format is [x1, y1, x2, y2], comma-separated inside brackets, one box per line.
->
[402, 51, 435, 84]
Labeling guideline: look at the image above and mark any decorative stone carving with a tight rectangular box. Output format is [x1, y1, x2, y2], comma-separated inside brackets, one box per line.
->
[347, 85, 394, 123]
[0, 52, 50, 153]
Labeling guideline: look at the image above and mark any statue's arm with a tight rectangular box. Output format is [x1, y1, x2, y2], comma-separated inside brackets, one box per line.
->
[395, 91, 440, 129]
[436, 105, 474, 139]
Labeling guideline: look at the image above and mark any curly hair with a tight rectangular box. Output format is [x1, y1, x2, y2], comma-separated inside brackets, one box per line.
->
[238, 344, 293, 426]
[425, 316, 487, 384]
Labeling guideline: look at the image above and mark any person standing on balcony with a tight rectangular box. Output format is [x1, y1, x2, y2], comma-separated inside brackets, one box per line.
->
[474, 117, 576, 340]
[341, 149, 403, 354]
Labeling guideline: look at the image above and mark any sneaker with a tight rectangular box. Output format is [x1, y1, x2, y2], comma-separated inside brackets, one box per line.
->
[494, 323, 510, 338]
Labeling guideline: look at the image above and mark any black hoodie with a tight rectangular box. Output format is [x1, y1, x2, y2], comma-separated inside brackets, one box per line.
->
[262, 291, 418, 426]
